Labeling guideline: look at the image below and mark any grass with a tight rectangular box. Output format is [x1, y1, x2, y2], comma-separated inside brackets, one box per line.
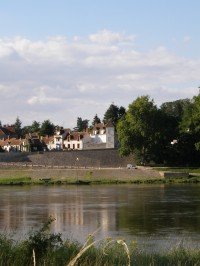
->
[1, 167, 200, 185]
[1, 217, 200, 266]
[153, 167, 200, 173]
[0, 176, 200, 185]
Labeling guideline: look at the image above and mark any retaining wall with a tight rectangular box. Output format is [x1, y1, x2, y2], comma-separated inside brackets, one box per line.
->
[0, 149, 134, 168]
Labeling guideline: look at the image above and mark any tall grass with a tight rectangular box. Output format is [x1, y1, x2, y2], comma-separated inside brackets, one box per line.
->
[0, 218, 200, 265]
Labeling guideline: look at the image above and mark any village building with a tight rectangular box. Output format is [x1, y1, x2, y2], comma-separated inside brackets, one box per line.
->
[0, 123, 117, 152]
[0, 125, 18, 140]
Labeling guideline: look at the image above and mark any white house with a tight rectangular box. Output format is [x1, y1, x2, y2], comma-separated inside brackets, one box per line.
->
[62, 123, 116, 150]
[84, 123, 116, 149]
[0, 137, 23, 152]
[45, 128, 70, 150]
[63, 132, 91, 150]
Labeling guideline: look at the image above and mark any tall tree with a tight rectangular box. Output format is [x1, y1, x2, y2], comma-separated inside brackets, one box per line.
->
[30, 121, 40, 133]
[160, 98, 191, 121]
[179, 94, 200, 159]
[14, 116, 22, 136]
[74, 117, 89, 131]
[92, 114, 101, 126]
[40, 120, 55, 136]
[103, 103, 125, 127]
[160, 98, 194, 165]
[117, 96, 159, 163]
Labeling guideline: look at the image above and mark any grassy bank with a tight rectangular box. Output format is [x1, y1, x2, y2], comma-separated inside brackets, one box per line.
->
[1, 167, 200, 185]
[1, 218, 200, 266]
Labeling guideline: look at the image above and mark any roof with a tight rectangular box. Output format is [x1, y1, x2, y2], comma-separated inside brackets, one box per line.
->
[65, 132, 89, 141]
[0, 138, 23, 146]
[93, 122, 114, 130]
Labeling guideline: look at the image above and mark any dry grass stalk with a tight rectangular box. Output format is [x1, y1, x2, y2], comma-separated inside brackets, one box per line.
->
[67, 227, 131, 266]
[33, 249, 36, 266]
[117, 239, 131, 266]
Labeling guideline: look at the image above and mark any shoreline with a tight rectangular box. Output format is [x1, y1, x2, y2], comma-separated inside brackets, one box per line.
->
[0, 165, 199, 185]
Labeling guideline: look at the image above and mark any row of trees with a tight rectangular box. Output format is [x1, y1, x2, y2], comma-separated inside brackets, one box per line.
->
[11, 119, 55, 137]
[117, 94, 200, 166]
[73, 104, 125, 131]
[4, 92, 200, 166]
[6, 103, 125, 138]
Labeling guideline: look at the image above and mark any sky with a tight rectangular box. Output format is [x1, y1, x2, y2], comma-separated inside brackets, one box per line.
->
[1, 0, 200, 128]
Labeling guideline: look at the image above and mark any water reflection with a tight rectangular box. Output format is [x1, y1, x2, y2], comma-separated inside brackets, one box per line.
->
[0, 184, 200, 250]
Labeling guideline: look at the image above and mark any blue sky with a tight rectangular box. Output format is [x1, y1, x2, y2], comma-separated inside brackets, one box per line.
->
[1, 0, 200, 127]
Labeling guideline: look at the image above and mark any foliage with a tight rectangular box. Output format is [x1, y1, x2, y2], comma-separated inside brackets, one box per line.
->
[14, 116, 22, 136]
[92, 114, 101, 126]
[24, 216, 63, 258]
[1, 225, 200, 266]
[73, 117, 89, 131]
[160, 98, 191, 121]
[180, 94, 200, 149]
[39, 119, 55, 136]
[103, 103, 125, 127]
[117, 95, 159, 163]
[30, 120, 40, 133]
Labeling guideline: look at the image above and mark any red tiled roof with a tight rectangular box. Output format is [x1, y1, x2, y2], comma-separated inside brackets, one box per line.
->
[65, 132, 88, 141]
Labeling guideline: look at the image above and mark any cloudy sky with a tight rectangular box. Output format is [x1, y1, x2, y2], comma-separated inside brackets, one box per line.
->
[1, 0, 200, 128]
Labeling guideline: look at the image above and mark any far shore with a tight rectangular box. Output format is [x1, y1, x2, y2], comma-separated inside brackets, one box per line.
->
[0, 163, 200, 185]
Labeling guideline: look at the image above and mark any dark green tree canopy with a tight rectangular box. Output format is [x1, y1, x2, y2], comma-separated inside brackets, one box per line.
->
[92, 114, 101, 126]
[30, 121, 40, 133]
[117, 95, 160, 163]
[103, 103, 125, 127]
[160, 98, 191, 121]
[74, 117, 89, 132]
[40, 120, 55, 136]
[14, 116, 22, 136]
[179, 94, 200, 151]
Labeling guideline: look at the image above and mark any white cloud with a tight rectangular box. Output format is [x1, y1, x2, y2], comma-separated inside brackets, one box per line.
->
[183, 35, 191, 43]
[89, 29, 135, 45]
[27, 86, 62, 105]
[0, 30, 200, 128]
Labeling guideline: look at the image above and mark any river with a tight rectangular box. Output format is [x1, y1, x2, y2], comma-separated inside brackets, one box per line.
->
[1, 184, 200, 252]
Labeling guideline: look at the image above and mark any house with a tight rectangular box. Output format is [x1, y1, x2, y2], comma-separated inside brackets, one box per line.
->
[89, 122, 116, 149]
[63, 123, 117, 150]
[0, 137, 23, 152]
[0, 122, 117, 152]
[63, 132, 91, 150]
[53, 127, 70, 150]
[0, 125, 18, 140]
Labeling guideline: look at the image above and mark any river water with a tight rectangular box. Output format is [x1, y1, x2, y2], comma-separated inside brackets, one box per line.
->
[1, 184, 200, 251]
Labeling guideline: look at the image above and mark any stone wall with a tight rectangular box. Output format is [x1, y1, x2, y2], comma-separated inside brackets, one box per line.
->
[0, 149, 135, 168]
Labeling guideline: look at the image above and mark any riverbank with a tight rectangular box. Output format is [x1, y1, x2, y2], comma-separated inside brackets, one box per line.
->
[0, 165, 162, 185]
[1, 218, 200, 266]
[0, 164, 200, 185]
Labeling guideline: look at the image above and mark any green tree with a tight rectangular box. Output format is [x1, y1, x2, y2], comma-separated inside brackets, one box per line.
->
[40, 120, 55, 136]
[160, 98, 191, 122]
[14, 116, 22, 136]
[92, 114, 101, 126]
[30, 121, 40, 133]
[117, 96, 159, 164]
[74, 117, 89, 131]
[178, 94, 200, 164]
[160, 98, 195, 165]
[103, 103, 125, 127]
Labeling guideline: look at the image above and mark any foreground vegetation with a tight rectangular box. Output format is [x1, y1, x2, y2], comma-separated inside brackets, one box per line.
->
[0, 217, 200, 266]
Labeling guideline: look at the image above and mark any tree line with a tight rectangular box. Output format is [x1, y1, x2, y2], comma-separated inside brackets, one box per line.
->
[2, 103, 125, 138]
[3, 92, 200, 166]
[117, 93, 200, 166]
